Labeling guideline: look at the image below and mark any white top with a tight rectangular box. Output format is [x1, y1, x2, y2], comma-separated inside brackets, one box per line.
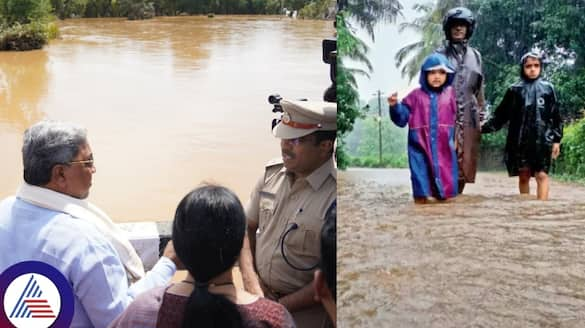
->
[0, 196, 176, 328]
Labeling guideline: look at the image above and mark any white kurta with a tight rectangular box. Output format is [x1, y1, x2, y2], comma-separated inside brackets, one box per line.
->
[0, 197, 176, 328]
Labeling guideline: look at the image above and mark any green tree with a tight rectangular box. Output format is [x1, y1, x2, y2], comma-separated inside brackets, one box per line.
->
[337, 11, 372, 168]
[0, 0, 52, 25]
[394, 0, 462, 82]
[337, 0, 401, 168]
[0, 0, 55, 51]
[83, 0, 114, 17]
[554, 114, 585, 179]
[340, 0, 401, 40]
[299, 0, 335, 19]
[284, 0, 307, 11]
[46, 0, 326, 17]
[117, 0, 154, 19]
[539, 1, 585, 68]
[355, 100, 407, 154]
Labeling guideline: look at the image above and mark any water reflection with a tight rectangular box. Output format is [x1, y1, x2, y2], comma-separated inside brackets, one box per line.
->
[0, 51, 48, 130]
[0, 50, 49, 195]
[338, 168, 585, 327]
[0, 16, 331, 221]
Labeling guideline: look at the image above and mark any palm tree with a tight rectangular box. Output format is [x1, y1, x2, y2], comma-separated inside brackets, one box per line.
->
[337, 10, 372, 168]
[394, 0, 466, 82]
[340, 0, 402, 41]
[337, 10, 372, 74]
[337, 0, 401, 168]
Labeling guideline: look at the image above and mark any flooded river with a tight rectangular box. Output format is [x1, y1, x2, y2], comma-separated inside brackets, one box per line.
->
[0, 16, 332, 221]
[338, 168, 585, 327]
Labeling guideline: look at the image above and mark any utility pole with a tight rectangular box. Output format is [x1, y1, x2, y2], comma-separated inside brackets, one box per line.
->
[374, 90, 383, 165]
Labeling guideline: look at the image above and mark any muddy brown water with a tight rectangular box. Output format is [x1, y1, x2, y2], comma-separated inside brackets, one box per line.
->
[0, 16, 332, 222]
[339, 168, 585, 327]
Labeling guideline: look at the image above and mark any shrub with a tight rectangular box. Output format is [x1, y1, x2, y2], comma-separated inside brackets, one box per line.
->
[553, 114, 585, 179]
[0, 22, 48, 50]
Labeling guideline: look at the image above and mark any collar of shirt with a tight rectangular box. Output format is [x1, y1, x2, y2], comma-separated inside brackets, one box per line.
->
[282, 157, 336, 191]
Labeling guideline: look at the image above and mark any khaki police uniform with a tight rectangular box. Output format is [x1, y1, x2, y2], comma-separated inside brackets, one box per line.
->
[246, 100, 336, 328]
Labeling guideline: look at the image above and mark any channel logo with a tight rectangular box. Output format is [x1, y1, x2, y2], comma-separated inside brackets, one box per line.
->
[1, 261, 73, 328]
[5, 274, 60, 326]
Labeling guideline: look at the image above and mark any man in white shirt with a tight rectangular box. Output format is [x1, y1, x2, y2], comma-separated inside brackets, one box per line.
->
[0, 121, 180, 328]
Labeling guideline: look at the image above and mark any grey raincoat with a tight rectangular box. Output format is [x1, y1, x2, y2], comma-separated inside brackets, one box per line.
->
[436, 41, 486, 184]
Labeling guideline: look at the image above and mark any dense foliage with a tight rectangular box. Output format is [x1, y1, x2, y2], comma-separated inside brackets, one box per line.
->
[46, 0, 335, 18]
[1, 0, 333, 50]
[0, 0, 52, 25]
[0, 0, 54, 50]
[554, 112, 585, 180]
[343, 98, 408, 168]
[337, 11, 370, 169]
[337, 0, 401, 169]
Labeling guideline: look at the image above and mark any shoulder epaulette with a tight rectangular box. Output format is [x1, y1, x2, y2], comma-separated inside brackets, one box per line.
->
[264, 157, 284, 182]
[265, 157, 283, 168]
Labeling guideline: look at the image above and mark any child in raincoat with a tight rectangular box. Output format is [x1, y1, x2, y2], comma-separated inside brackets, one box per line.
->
[388, 53, 458, 204]
[481, 52, 562, 200]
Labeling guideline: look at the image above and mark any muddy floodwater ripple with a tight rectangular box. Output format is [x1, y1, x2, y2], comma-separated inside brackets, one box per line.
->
[338, 168, 585, 327]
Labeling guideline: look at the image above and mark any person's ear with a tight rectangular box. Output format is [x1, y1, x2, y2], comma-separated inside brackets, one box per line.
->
[50, 164, 67, 187]
[319, 139, 333, 156]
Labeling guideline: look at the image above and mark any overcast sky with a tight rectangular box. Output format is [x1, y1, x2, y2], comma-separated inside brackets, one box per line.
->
[345, 0, 422, 106]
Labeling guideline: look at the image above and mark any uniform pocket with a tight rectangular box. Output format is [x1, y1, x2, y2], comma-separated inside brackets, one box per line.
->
[258, 192, 275, 233]
[283, 218, 321, 258]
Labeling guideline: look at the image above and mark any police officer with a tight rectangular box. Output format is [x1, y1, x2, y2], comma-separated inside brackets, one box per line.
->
[240, 99, 336, 328]
[436, 7, 486, 193]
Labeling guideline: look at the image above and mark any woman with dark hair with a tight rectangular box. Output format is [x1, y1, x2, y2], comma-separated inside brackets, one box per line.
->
[109, 185, 295, 328]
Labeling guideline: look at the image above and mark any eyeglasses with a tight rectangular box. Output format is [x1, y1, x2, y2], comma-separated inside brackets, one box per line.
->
[281, 135, 314, 147]
[68, 159, 94, 168]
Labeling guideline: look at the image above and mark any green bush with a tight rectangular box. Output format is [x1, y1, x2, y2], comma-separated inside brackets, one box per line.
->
[553, 114, 585, 179]
[0, 22, 48, 50]
[0, 0, 57, 50]
[346, 154, 408, 168]
[299, 0, 334, 19]
[46, 21, 58, 39]
[0, 0, 52, 26]
[336, 140, 351, 170]
[117, 0, 155, 20]
[362, 157, 377, 167]
[479, 128, 507, 170]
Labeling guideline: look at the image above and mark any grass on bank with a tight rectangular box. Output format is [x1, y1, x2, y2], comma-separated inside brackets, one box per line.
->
[0, 21, 58, 51]
[346, 154, 408, 169]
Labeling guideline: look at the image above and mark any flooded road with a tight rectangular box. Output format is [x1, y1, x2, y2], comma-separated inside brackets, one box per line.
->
[0, 16, 331, 221]
[338, 168, 585, 327]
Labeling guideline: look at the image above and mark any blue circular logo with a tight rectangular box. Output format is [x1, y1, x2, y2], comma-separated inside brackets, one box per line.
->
[0, 261, 74, 328]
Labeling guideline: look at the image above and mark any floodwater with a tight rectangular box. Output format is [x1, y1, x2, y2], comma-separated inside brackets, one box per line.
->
[0, 16, 332, 222]
[338, 168, 585, 327]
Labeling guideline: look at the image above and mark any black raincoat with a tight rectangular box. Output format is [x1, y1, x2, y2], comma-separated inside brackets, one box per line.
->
[481, 61, 563, 176]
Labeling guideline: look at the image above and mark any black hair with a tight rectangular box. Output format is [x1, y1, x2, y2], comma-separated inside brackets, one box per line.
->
[313, 130, 337, 144]
[172, 185, 246, 328]
[321, 201, 336, 302]
[312, 130, 337, 156]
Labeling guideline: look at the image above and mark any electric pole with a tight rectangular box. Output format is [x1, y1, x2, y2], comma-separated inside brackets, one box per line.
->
[374, 90, 383, 165]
